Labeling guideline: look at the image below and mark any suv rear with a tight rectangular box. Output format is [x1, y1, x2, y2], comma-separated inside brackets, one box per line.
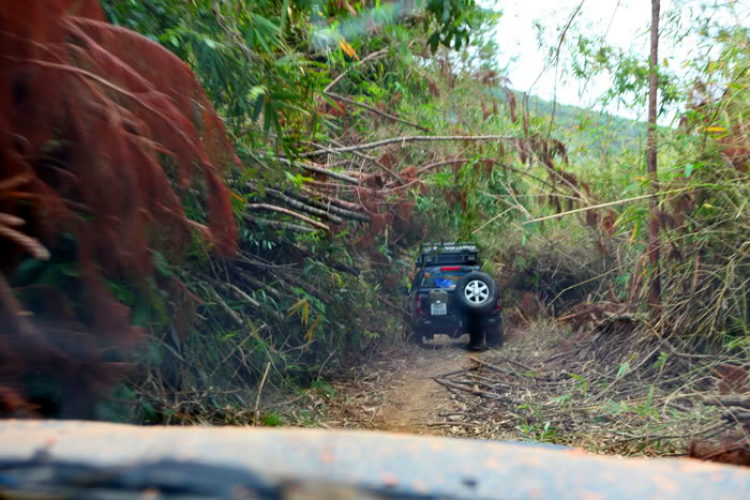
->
[403, 243, 503, 348]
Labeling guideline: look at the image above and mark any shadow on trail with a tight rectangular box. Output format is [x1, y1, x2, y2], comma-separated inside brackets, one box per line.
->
[415, 334, 492, 352]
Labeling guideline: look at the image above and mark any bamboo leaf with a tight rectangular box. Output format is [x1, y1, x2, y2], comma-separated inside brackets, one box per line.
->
[305, 315, 323, 341]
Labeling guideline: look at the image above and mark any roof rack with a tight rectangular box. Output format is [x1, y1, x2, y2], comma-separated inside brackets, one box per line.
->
[417, 242, 479, 267]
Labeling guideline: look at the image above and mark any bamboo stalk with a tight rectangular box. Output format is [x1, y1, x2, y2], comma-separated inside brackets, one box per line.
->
[523, 194, 659, 224]
[261, 187, 345, 224]
[248, 217, 318, 234]
[284, 189, 371, 222]
[254, 361, 271, 425]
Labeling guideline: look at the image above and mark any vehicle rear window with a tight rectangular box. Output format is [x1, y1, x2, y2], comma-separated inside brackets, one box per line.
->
[420, 271, 465, 288]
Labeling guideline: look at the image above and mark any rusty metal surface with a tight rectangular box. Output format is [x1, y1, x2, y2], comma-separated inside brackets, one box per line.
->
[1, 420, 749, 499]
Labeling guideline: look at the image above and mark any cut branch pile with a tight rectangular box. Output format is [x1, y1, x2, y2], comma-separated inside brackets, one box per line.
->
[428, 322, 747, 457]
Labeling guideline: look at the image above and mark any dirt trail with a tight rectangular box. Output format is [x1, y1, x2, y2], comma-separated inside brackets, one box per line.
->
[324, 320, 740, 460]
[331, 337, 485, 436]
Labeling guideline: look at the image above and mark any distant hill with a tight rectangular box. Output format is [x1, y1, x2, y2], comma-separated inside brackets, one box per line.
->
[489, 88, 646, 158]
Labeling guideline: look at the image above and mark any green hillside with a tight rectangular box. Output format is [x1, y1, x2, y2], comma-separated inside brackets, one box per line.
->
[490, 88, 646, 157]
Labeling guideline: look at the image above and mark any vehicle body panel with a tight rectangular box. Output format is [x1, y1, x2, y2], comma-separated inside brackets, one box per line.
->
[405, 265, 500, 338]
[1, 421, 749, 499]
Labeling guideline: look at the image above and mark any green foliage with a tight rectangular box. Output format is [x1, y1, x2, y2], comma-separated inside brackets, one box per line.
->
[90, 0, 750, 427]
[262, 412, 283, 426]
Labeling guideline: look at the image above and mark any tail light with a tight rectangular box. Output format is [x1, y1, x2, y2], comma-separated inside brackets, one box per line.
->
[493, 297, 502, 314]
[416, 295, 425, 316]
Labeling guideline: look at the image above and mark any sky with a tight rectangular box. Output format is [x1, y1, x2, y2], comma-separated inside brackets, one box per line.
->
[484, 0, 750, 120]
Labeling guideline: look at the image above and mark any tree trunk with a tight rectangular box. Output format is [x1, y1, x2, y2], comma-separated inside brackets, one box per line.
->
[647, 0, 662, 310]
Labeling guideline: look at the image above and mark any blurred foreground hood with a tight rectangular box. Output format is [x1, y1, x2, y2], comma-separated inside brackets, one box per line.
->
[0, 420, 749, 499]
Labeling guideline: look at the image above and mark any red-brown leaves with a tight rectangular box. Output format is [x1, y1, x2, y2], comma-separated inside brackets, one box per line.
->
[690, 439, 750, 467]
[505, 89, 518, 124]
[426, 78, 440, 98]
[320, 98, 347, 117]
[0, 1, 238, 416]
[601, 209, 617, 237]
[388, 91, 403, 110]
[721, 145, 749, 172]
[715, 364, 749, 395]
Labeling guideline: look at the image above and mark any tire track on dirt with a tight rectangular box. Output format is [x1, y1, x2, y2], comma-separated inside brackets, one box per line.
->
[370, 340, 483, 435]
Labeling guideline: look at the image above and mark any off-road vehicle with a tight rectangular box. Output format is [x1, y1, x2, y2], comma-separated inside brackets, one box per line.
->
[402, 242, 503, 349]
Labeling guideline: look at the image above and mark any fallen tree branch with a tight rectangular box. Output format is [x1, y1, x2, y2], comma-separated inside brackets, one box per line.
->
[231, 266, 284, 301]
[471, 355, 535, 373]
[433, 377, 512, 401]
[468, 356, 514, 376]
[270, 157, 361, 185]
[415, 158, 553, 188]
[209, 287, 243, 327]
[245, 204, 330, 232]
[202, 276, 285, 323]
[247, 217, 317, 234]
[722, 407, 750, 423]
[324, 91, 430, 132]
[298, 162, 361, 185]
[257, 185, 345, 225]
[299, 135, 521, 158]
[523, 193, 660, 224]
[300, 188, 367, 213]
[704, 395, 750, 410]
[282, 188, 371, 223]
[327, 138, 404, 184]
[613, 421, 732, 443]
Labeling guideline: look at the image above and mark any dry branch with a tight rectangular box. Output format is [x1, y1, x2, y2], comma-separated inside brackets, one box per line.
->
[299, 162, 361, 185]
[414, 158, 553, 188]
[245, 205, 330, 231]
[259, 186, 345, 225]
[278, 188, 370, 222]
[232, 270, 283, 302]
[523, 193, 660, 224]
[298, 135, 520, 158]
[211, 289, 243, 327]
[327, 138, 404, 183]
[300, 188, 368, 214]
[722, 408, 750, 423]
[703, 395, 750, 410]
[204, 276, 285, 323]
[468, 356, 514, 375]
[247, 217, 318, 234]
[433, 377, 512, 401]
[271, 157, 361, 185]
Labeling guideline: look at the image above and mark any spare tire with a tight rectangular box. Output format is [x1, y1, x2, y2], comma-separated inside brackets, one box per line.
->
[456, 271, 497, 314]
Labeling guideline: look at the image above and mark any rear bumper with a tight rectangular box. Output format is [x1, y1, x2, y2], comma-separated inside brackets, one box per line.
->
[415, 313, 501, 335]
[415, 316, 462, 336]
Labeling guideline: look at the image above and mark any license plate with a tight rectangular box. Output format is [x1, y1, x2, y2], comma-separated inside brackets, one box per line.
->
[431, 303, 447, 316]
